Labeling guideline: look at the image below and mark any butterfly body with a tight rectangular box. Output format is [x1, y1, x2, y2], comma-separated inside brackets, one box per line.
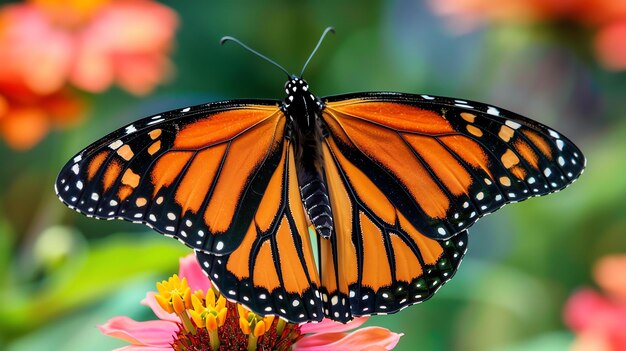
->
[56, 72, 584, 324]
[283, 77, 333, 238]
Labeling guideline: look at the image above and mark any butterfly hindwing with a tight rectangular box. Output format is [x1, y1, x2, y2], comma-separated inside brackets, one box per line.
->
[195, 141, 323, 323]
[320, 140, 468, 321]
[322, 93, 585, 241]
[55, 100, 287, 255]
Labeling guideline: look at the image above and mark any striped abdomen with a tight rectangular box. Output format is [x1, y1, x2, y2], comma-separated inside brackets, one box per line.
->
[299, 169, 333, 238]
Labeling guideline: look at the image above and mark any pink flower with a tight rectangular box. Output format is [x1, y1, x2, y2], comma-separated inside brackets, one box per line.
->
[564, 254, 626, 351]
[100, 254, 403, 350]
[0, 87, 84, 150]
[98, 255, 204, 350]
[66, 0, 178, 95]
[0, 0, 177, 150]
[0, 0, 177, 96]
[428, 0, 626, 71]
[429, 0, 626, 29]
[296, 317, 402, 351]
[594, 20, 626, 71]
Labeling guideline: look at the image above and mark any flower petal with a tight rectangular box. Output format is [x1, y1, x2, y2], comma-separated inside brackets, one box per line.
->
[595, 20, 626, 71]
[570, 329, 613, 351]
[300, 316, 368, 334]
[114, 346, 172, 351]
[564, 289, 612, 331]
[179, 254, 211, 292]
[294, 326, 402, 351]
[99, 316, 178, 347]
[564, 288, 626, 349]
[142, 292, 178, 322]
[594, 254, 626, 300]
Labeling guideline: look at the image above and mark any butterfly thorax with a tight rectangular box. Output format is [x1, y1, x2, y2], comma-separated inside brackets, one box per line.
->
[283, 77, 333, 238]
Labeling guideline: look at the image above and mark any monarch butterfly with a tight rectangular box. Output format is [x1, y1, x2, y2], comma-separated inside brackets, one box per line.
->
[56, 27, 585, 324]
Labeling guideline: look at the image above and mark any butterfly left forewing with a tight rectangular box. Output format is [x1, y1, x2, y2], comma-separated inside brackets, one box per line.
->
[320, 140, 468, 322]
[322, 93, 585, 240]
[56, 101, 286, 255]
[195, 141, 323, 323]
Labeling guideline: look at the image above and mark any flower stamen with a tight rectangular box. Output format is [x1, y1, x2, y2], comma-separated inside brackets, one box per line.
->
[188, 288, 227, 350]
[154, 274, 196, 335]
[238, 304, 276, 351]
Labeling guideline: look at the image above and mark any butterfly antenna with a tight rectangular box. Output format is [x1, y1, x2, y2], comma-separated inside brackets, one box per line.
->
[300, 26, 335, 77]
[220, 36, 291, 78]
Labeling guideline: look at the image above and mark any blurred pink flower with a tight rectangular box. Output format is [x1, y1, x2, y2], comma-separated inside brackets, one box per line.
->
[0, 0, 177, 96]
[0, 88, 84, 150]
[594, 21, 626, 71]
[100, 254, 403, 350]
[564, 254, 626, 351]
[65, 0, 178, 95]
[428, 0, 626, 71]
[0, 0, 177, 150]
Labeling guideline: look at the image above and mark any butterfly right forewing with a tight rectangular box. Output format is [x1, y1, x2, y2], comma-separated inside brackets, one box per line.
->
[321, 93, 585, 241]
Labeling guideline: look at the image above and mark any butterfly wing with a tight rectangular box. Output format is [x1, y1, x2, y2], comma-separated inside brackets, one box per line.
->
[55, 100, 286, 255]
[195, 141, 323, 323]
[321, 92, 585, 241]
[320, 138, 468, 322]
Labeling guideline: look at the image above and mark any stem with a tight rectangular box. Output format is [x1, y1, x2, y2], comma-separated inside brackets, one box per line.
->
[276, 318, 286, 335]
[209, 328, 220, 350]
[247, 334, 258, 351]
[178, 312, 197, 335]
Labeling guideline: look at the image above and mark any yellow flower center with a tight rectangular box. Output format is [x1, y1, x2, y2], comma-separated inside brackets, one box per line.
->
[238, 304, 275, 338]
[189, 289, 228, 332]
[154, 274, 192, 315]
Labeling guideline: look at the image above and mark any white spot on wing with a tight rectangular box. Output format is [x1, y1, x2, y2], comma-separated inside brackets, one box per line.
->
[549, 129, 560, 138]
[556, 139, 565, 151]
[487, 106, 500, 116]
[109, 140, 123, 150]
[148, 119, 164, 125]
[505, 120, 521, 129]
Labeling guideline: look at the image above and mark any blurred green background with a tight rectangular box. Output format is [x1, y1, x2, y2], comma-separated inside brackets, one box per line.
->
[1, 1, 624, 350]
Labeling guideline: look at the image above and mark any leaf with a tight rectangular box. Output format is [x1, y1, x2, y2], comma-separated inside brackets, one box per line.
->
[0, 232, 188, 334]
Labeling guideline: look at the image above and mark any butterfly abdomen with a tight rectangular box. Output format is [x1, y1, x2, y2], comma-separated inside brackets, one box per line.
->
[299, 169, 333, 238]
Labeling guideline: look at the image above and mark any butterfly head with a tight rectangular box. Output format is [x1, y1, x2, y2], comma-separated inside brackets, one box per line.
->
[285, 77, 310, 97]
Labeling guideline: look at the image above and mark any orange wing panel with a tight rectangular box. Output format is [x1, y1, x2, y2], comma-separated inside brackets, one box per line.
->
[325, 111, 450, 219]
[173, 107, 280, 149]
[328, 100, 455, 134]
[175, 144, 227, 214]
[204, 116, 285, 233]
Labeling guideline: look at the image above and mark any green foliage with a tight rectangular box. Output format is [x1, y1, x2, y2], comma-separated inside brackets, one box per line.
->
[0, 228, 187, 340]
